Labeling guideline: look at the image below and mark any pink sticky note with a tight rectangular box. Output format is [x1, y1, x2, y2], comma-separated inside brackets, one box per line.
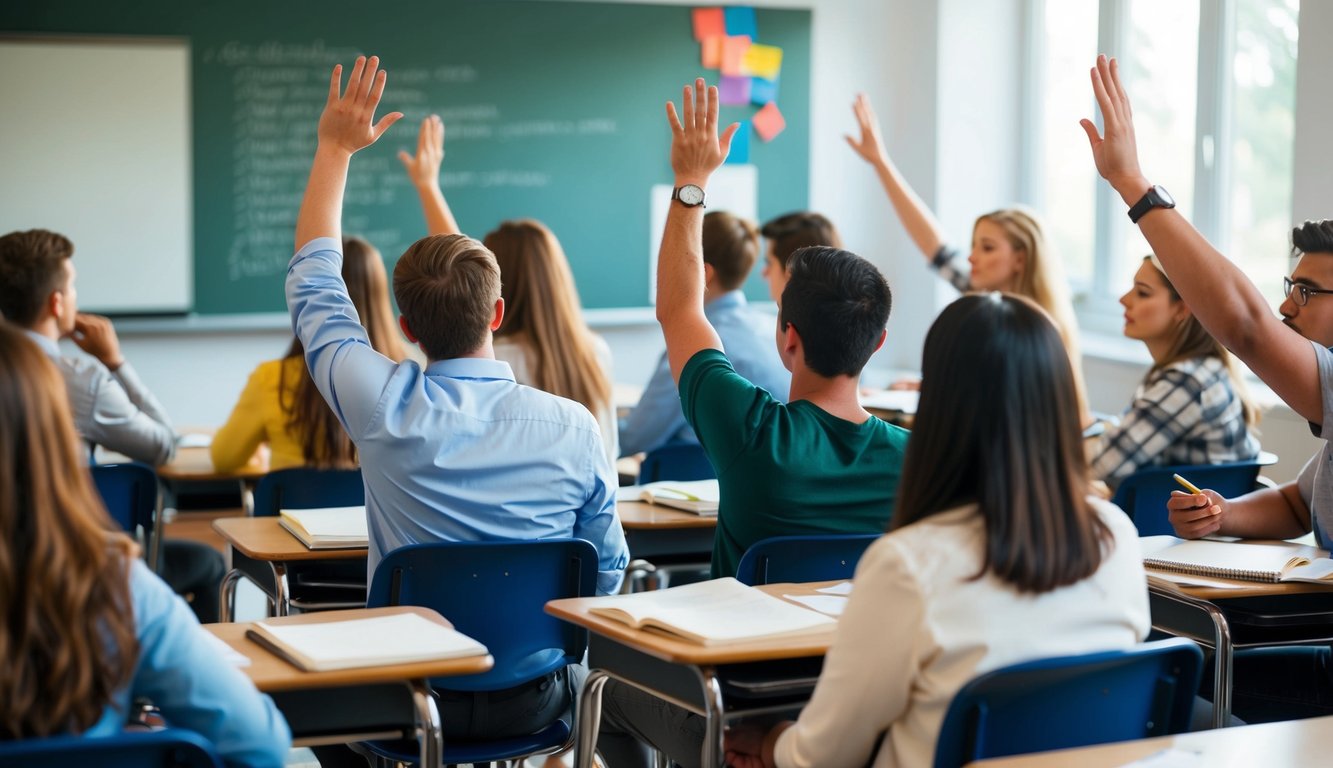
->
[700, 36, 724, 69]
[719, 75, 751, 106]
[692, 8, 726, 41]
[752, 101, 786, 142]
[720, 35, 752, 77]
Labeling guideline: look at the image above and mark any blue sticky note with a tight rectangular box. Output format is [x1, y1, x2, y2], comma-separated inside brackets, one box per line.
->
[750, 76, 778, 106]
[724, 7, 758, 39]
[725, 120, 751, 164]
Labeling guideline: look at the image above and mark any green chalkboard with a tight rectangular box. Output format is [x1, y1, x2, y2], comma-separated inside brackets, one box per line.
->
[1, 1, 810, 314]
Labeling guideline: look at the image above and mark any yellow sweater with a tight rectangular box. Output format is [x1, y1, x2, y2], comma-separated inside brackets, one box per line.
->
[211, 357, 310, 473]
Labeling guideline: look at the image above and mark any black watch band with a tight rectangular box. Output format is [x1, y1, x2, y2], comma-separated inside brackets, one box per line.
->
[1128, 184, 1176, 224]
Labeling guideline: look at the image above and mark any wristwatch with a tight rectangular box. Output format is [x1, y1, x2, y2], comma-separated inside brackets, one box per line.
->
[1128, 184, 1175, 224]
[672, 184, 706, 208]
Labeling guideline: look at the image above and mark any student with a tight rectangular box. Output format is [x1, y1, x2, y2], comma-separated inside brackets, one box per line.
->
[211, 236, 407, 473]
[846, 94, 1089, 416]
[0, 229, 225, 623]
[0, 324, 290, 766]
[1089, 254, 1260, 487]
[287, 56, 628, 740]
[620, 210, 792, 457]
[1084, 53, 1333, 721]
[759, 211, 843, 303]
[718, 294, 1149, 768]
[400, 116, 619, 461]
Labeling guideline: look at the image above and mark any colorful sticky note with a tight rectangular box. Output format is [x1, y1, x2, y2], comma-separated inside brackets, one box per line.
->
[749, 76, 778, 105]
[741, 43, 783, 80]
[723, 7, 758, 39]
[752, 102, 786, 142]
[692, 7, 726, 40]
[720, 35, 751, 77]
[700, 36, 724, 69]
[719, 75, 751, 106]
[725, 120, 751, 164]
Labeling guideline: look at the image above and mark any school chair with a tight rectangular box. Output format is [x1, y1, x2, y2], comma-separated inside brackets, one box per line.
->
[637, 441, 715, 483]
[734, 533, 881, 586]
[0, 728, 223, 768]
[361, 538, 598, 767]
[92, 462, 162, 571]
[1112, 452, 1278, 536]
[931, 638, 1204, 768]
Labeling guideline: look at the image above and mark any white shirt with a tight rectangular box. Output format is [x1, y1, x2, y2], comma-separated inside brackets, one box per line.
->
[774, 498, 1150, 768]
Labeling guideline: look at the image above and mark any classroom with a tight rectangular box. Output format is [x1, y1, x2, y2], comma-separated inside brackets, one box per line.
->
[3, 0, 1333, 766]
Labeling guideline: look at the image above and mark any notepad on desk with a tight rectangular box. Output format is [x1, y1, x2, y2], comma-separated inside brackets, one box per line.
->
[246, 612, 488, 672]
[622, 479, 720, 516]
[1143, 537, 1333, 585]
[586, 577, 836, 645]
[278, 506, 368, 549]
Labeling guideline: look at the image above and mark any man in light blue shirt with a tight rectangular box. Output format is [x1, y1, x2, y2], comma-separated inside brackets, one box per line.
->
[620, 211, 791, 456]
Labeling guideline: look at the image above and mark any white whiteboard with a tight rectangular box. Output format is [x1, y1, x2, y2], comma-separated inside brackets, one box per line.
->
[0, 38, 192, 313]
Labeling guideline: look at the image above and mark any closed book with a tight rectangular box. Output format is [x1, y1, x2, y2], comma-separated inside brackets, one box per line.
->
[278, 505, 368, 550]
[246, 612, 487, 672]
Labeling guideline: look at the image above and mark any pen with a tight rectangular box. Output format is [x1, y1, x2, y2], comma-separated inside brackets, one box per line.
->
[1172, 473, 1204, 495]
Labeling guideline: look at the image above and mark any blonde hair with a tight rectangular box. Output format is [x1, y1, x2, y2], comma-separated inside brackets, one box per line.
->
[484, 220, 612, 421]
[0, 326, 139, 737]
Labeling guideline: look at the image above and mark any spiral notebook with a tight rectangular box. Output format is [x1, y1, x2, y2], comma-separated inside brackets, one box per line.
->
[1142, 537, 1333, 585]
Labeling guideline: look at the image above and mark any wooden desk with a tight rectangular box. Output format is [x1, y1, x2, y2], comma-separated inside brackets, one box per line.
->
[967, 713, 1333, 767]
[209, 606, 493, 767]
[861, 387, 917, 428]
[213, 516, 368, 622]
[548, 581, 838, 768]
[158, 438, 268, 515]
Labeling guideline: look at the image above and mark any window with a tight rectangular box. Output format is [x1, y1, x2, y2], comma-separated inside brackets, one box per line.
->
[1033, 0, 1300, 333]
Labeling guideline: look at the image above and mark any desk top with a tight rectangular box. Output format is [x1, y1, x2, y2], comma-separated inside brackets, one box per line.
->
[158, 445, 268, 482]
[545, 580, 838, 665]
[618, 500, 718, 530]
[1148, 572, 1333, 601]
[213, 517, 368, 561]
[207, 606, 492, 692]
[967, 712, 1333, 766]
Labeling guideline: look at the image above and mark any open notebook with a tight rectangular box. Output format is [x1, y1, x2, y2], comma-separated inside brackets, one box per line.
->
[621, 479, 720, 516]
[1142, 537, 1333, 585]
[246, 612, 487, 672]
[587, 577, 836, 645]
[278, 506, 368, 550]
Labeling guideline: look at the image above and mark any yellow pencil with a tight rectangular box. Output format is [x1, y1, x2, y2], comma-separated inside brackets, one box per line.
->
[1172, 473, 1204, 495]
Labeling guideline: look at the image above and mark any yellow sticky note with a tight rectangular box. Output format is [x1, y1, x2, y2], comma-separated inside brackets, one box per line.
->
[720, 35, 752, 77]
[701, 36, 724, 69]
[742, 44, 783, 80]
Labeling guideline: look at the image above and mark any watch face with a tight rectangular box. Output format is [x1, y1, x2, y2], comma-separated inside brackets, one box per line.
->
[1153, 184, 1176, 207]
[677, 184, 705, 206]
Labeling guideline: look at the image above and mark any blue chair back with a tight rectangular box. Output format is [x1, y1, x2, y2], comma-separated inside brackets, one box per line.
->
[932, 638, 1203, 768]
[252, 467, 364, 517]
[1112, 452, 1277, 535]
[638, 441, 715, 483]
[91, 462, 159, 535]
[0, 728, 223, 767]
[367, 539, 598, 692]
[735, 534, 880, 586]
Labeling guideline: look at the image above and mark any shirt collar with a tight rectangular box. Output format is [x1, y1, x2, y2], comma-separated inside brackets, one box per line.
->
[705, 290, 747, 319]
[23, 329, 60, 357]
[424, 356, 517, 382]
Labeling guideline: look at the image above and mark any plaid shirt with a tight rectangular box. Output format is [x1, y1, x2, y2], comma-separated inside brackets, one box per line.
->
[1090, 356, 1260, 487]
[931, 245, 973, 293]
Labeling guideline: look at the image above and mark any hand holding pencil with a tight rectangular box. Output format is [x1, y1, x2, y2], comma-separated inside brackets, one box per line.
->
[1166, 473, 1228, 539]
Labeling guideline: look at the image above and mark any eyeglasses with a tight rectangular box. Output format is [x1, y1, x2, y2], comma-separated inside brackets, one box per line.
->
[1284, 276, 1333, 307]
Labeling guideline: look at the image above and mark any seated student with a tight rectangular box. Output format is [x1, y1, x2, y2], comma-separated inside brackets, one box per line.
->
[717, 294, 1149, 768]
[1085, 53, 1333, 723]
[620, 209, 792, 457]
[846, 93, 1090, 418]
[758, 211, 843, 303]
[0, 324, 290, 766]
[1089, 254, 1261, 487]
[286, 56, 628, 741]
[211, 235, 407, 473]
[0, 229, 225, 623]
[398, 116, 619, 461]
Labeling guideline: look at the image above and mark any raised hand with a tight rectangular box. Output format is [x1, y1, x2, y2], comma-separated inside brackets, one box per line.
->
[1080, 54, 1149, 201]
[318, 55, 404, 156]
[70, 313, 124, 370]
[665, 78, 740, 187]
[399, 114, 445, 190]
[844, 92, 887, 165]
[1166, 489, 1227, 539]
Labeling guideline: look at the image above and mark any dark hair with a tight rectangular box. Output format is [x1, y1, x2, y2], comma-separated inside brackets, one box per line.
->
[701, 211, 760, 290]
[893, 293, 1110, 593]
[0, 229, 73, 327]
[760, 212, 843, 269]
[393, 233, 501, 361]
[1291, 220, 1333, 258]
[778, 247, 891, 377]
